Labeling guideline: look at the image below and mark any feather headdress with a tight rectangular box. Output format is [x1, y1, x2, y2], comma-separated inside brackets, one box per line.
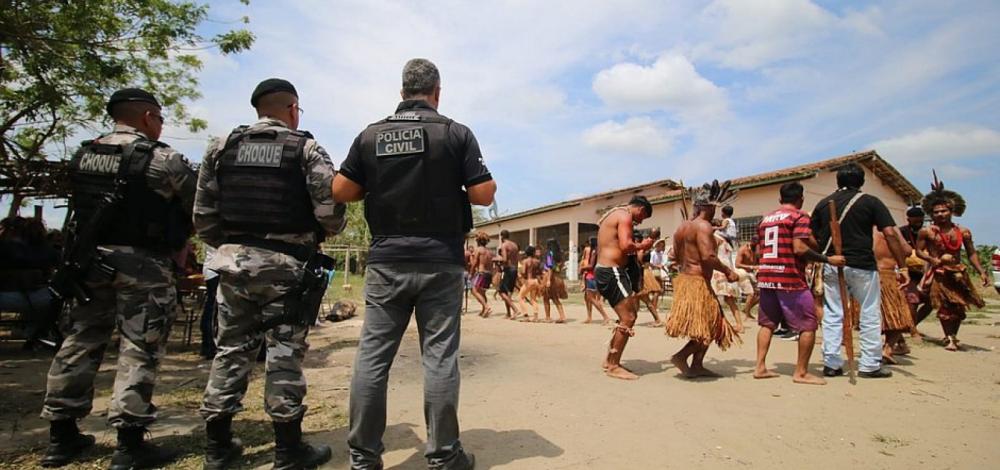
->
[690, 179, 738, 207]
[921, 170, 966, 217]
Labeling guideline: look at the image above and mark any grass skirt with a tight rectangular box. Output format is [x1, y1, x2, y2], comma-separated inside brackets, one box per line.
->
[665, 273, 740, 350]
[929, 268, 985, 321]
[639, 267, 662, 295]
[879, 270, 913, 332]
[542, 270, 568, 299]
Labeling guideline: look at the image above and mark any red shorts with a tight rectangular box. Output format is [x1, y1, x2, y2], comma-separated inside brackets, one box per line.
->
[472, 272, 492, 290]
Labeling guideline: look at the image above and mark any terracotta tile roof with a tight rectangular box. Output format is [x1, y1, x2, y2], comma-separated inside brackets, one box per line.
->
[647, 150, 921, 204]
[477, 150, 920, 226]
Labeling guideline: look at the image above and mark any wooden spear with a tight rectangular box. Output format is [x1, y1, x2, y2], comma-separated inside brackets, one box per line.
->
[828, 200, 856, 384]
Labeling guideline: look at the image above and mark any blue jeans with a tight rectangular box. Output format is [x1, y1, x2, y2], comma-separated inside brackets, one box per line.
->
[0, 288, 58, 340]
[821, 265, 883, 372]
[348, 263, 468, 469]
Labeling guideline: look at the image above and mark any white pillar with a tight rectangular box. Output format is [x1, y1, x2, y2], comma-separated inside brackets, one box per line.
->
[567, 223, 579, 281]
[528, 227, 537, 248]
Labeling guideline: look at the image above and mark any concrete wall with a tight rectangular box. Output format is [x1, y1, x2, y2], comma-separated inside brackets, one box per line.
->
[474, 166, 911, 281]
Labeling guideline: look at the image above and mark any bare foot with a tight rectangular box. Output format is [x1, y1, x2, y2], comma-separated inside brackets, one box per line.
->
[584, 318, 592, 324]
[605, 365, 640, 380]
[601, 319, 613, 326]
[554, 319, 566, 324]
[670, 355, 690, 376]
[651, 321, 664, 327]
[945, 341, 958, 351]
[882, 345, 898, 364]
[687, 366, 721, 378]
[792, 373, 827, 385]
[753, 369, 780, 379]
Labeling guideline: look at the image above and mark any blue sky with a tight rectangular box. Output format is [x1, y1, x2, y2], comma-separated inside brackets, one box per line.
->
[11, 0, 1000, 245]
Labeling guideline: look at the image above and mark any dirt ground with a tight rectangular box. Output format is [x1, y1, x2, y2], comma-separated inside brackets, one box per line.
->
[1, 292, 999, 469]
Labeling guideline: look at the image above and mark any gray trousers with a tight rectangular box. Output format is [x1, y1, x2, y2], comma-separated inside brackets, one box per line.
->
[348, 263, 465, 469]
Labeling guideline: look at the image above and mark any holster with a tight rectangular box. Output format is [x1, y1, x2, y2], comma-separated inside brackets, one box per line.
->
[255, 249, 335, 332]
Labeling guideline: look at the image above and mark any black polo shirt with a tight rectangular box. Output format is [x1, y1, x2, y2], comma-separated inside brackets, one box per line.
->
[339, 100, 492, 265]
[810, 188, 896, 271]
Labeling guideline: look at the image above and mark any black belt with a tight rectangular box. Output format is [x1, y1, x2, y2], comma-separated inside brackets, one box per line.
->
[226, 235, 316, 262]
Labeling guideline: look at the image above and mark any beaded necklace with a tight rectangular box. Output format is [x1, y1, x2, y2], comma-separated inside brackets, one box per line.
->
[934, 225, 963, 252]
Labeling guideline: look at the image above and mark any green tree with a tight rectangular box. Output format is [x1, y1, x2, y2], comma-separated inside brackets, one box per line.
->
[1, 0, 254, 213]
[963, 244, 998, 281]
[336, 202, 371, 248]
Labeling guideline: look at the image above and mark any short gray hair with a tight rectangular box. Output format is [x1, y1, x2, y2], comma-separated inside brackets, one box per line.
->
[401, 58, 440, 97]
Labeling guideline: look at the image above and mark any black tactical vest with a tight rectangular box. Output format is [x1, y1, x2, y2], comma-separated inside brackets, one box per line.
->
[216, 126, 321, 236]
[67, 137, 174, 250]
[359, 112, 470, 237]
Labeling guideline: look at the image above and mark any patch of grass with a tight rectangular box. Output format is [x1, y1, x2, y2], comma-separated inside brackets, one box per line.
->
[325, 272, 365, 304]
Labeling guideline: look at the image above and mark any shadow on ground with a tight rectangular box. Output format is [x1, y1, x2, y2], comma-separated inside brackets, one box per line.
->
[373, 423, 564, 469]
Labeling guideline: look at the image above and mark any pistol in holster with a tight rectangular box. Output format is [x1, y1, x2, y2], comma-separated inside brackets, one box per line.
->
[258, 252, 336, 332]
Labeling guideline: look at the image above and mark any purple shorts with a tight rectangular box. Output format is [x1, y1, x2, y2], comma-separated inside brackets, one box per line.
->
[759, 288, 817, 332]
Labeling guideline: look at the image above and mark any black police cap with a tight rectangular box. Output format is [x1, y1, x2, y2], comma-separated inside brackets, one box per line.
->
[251, 78, 298, 107]
[106, 88, 161, 116]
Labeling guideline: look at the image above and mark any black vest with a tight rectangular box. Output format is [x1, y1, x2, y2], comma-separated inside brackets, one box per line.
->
[67, 137, 175, 250]
[216, 126, 321, 236]
[359, 112, 469, 236]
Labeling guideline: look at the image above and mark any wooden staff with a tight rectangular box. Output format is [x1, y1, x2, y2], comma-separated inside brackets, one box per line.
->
[828, 200, 856, 384]
[678, 180, 690, 220]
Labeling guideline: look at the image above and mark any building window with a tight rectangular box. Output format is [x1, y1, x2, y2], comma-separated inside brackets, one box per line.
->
[734, 216, 762, 243]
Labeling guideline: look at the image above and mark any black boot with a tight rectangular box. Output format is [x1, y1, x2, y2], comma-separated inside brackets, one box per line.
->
[204, 416, 243, 470]
[272, 418, 332, 470]
[109, 427, 179, 470]
[40, 419, 95, 467]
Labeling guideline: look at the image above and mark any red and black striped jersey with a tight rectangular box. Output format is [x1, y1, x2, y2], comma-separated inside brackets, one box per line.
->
[757, 207, 812, 291]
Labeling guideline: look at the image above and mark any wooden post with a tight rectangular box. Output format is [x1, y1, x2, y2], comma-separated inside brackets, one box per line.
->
[343, 248, 352, 290]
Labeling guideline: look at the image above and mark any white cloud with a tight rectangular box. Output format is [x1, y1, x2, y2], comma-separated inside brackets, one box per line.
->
[692, 0, 878, 69]
[934, 164, 980, 180]
[582, 117, 672, 156]
[870, 126, 1000, 168]
[592, 52, 728, 121]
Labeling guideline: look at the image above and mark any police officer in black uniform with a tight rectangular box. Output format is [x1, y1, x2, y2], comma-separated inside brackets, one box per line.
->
[334, 58, 496, 470]
[40, 88, 196, 469]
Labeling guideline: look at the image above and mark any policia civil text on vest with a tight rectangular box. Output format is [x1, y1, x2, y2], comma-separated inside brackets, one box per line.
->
[360, 112, 474, 237]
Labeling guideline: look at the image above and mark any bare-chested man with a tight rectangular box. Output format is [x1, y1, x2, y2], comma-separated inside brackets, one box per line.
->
[594, 196, 655, 380]
[495, 229, 522, 319]
[580, 237, 611, 325]
[735, 238, 760, 320]
[873, 228, 913, 363]
[665, 181, 741, 379]
[470, 232, 495, 318]
[915, 176, 988, 351]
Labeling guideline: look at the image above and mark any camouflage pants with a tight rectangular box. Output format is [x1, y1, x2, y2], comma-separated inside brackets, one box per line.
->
[199, 270, 310, 423]
[40, 247, 176, 429]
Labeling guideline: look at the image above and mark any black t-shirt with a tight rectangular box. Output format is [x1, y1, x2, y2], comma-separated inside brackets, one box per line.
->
[339, 100, 492, 265]
[810, 189, 895, 270]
